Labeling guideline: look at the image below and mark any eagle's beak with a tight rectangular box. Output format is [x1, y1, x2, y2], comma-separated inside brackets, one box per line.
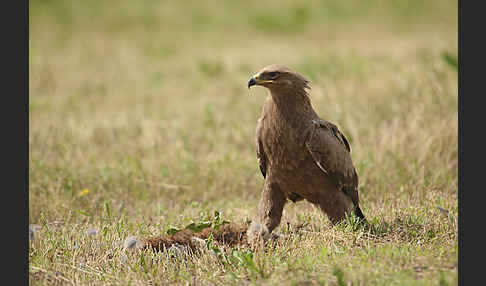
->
[248, 77, 257, 89]
[248, 74, 274, 89]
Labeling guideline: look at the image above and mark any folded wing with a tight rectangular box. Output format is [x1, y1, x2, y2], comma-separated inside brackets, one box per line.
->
[305, 119, 360, 206]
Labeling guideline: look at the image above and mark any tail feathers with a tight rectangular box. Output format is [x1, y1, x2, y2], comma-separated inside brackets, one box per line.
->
[354, 205, 367, 225]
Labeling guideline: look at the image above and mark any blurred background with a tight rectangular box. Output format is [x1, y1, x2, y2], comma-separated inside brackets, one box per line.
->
[29, 1, 458, 284]
[29, 0, 457, 224]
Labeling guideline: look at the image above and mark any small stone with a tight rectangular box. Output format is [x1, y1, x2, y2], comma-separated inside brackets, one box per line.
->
[123, 236, 142, 251]
[437, 206, 449, 215]
[86, 229, 99, 236]
[29, 225, 41, 241]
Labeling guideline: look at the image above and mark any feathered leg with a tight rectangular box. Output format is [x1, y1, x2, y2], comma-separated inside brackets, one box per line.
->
[248, 180, 287, 242]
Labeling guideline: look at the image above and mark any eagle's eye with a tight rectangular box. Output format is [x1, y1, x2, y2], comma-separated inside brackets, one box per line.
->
[267, 71, 279, 79]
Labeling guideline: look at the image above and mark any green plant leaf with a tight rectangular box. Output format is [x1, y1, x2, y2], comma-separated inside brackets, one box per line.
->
[441, 51, 458, 70]
[185, 221, 212, 232]
[167, 227, 181, 235]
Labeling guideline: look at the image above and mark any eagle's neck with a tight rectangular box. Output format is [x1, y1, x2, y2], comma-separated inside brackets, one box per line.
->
[268, 89, 316, 128]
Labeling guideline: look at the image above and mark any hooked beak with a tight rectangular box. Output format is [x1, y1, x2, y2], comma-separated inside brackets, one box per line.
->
[248, 74, 274, 89]
[248, 77, 257, 89]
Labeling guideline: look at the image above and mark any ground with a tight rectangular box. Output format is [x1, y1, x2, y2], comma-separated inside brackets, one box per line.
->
[29, 1, 458, 285]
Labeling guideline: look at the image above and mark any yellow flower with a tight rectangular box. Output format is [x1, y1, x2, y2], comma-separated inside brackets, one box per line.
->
[79, 189, 89, 196]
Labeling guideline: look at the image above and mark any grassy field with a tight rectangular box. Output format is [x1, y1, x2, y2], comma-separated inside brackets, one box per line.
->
[29, 0, 458, 285]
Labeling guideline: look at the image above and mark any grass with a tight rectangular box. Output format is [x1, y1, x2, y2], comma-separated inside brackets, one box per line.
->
[29, 0, 457, 284]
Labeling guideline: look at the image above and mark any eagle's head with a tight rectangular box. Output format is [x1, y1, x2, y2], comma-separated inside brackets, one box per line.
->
[248, 64, 310, 94]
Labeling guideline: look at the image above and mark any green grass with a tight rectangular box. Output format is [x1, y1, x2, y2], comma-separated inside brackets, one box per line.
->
[29, 0, 457, 284]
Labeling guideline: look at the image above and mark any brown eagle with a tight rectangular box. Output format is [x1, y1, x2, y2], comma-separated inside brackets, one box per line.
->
[247, 64, 366, 240]
[136, 65, 366, 253]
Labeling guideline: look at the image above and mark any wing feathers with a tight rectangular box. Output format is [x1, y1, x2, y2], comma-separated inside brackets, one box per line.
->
[256, 120, 267, 179]
[305, 119, 359, 205]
